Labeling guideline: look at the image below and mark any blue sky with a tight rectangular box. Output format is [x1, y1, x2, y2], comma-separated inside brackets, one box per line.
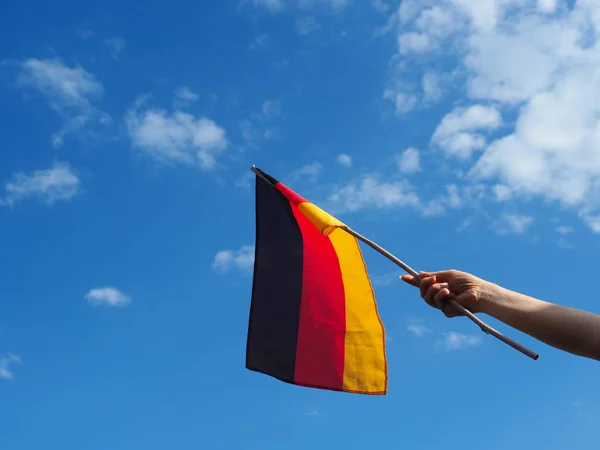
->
[2, 0, 600, 448]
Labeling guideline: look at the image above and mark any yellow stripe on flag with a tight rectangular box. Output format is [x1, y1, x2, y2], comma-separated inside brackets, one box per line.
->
[328, 229, 387, 394]
[298, 202, 346, 236]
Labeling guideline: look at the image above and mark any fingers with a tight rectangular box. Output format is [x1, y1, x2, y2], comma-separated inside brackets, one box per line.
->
[401, 270, 458, 287]
[400, 274, 419, 287]
[423, 280, 448, 309]
[423, 269, 457, 283]
[402, 270, 466, 318]
[419, 276, 438, 303]
[422, 279, 460, 317]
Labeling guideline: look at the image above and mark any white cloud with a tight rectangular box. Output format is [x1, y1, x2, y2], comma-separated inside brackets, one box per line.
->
[372, 271, 401, 286]
[213, 245, 255, 273]
[422, 184, 479, 217]
[493, 213, 534, 235]
[290, 162, 323, 181]
[250, 34, 269, 51]
[305, 408, 322, 416]
[251, 0, 348, 12]
[328, 175, 420, 213]
[298, 0, 348, 11]
[240, 101, 281, 144]
[263, 128, 280, 140]
[240, 120, 258, 143]
[17, 57, 110, 147]
[173, 87, 199, 109]
[372, 0, 389, 13]
[18, 58, 103, 107]
[0, 354, 21, 380]
[422, 71, 443, 103]
[1, 162, 81, 207]
[383, 89, 418, 115]
[556, 225, 573, 234]
[558, 237, 574, 249]
[336, 153, 352, 168]
[492, 184, 514, 202]
[422, 201, 446, 217]
[442, 332, 482, 350]
[125, 95, 228, 170]
[235, 172, 254, 190]
[431, 105, 503, 159]
[76, 27, 95, 39]
[261, 100, 281, 119]
[106, 37, 126, 60]
[296, 16, 320, 35]
[85, 287, 131, 307]
[396, 147, 421, 174]
[252, 0, 285, 12]
[407, 324, 430, 337]
[537, 0, 558, 13]
[398, 32, 437, 54]
[384, 1, 600, 232]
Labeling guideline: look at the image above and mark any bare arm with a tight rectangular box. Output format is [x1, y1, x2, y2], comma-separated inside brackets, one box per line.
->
[480, 282, 600, 361]
[402, 270, 600, 361]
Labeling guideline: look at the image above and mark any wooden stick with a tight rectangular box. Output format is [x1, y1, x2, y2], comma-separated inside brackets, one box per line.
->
[343, 227, 539, 361]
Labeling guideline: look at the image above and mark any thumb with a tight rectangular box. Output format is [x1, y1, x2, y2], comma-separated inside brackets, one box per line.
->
[423, 270, 456, 283]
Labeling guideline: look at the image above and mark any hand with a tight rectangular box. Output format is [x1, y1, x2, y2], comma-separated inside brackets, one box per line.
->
[400, 270, 488, 318]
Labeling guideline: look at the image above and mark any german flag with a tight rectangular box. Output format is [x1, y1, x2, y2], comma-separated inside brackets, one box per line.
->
[246, 166, 387, 395]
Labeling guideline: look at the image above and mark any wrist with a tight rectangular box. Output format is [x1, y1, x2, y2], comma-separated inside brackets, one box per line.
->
[477, 281, 502, 315]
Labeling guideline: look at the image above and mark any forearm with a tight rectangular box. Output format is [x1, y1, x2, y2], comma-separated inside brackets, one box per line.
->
[480, 282, 600, 360]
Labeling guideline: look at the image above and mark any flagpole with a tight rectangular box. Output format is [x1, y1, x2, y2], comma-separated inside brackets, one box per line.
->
[343, 227, 539, 361]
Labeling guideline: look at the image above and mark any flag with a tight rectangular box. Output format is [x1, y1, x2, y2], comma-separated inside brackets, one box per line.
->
[245, 166, 387, 395]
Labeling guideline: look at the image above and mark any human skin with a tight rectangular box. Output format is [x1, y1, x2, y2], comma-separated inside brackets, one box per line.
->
[401, 270, 600, 361]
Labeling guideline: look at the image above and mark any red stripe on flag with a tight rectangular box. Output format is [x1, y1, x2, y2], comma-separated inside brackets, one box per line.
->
[291, 205, 346, 390]
[275, 182, 307, 207]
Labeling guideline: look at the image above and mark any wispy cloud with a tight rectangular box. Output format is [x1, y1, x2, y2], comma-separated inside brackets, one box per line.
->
[383, 89, 418, 115]
[1, 162, 81, 207]
[16, 57, 111, 148]
[396, 147, 421, 174]
[76, 27, 95, 39]
[0, 354, 21, 380]
[261, 100, 281, 119]
[372, 271, 401, 286]
[125, 95, 228, 170]
[336, 154, 352, 168]
[251, 0, 348, 13]
[296, 16, 320, 35]
[249, 34, 269, 51]
[305, 408, 322, 417]
[241, 100, 282, 144]
[441, 332, 482, 351]
[431, 105, 503, 159]
[235, 172, 254, 190]
[407, 323, 430, 338]
[556, 225, 574, 235]
[422, 184, 475, 218]
[173, 87, 200, 109]
[493, 213, 534, 235]
[422, 71, 443, 103]
[290, 162, 323, 182]
[251, 0, 285, 12]
[213, 245, 255, 273]
[327, 174, 420, 214]
[372, 0, 389, 13]
[85, 287, 131, 307]
[106, 37, 126, 60]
